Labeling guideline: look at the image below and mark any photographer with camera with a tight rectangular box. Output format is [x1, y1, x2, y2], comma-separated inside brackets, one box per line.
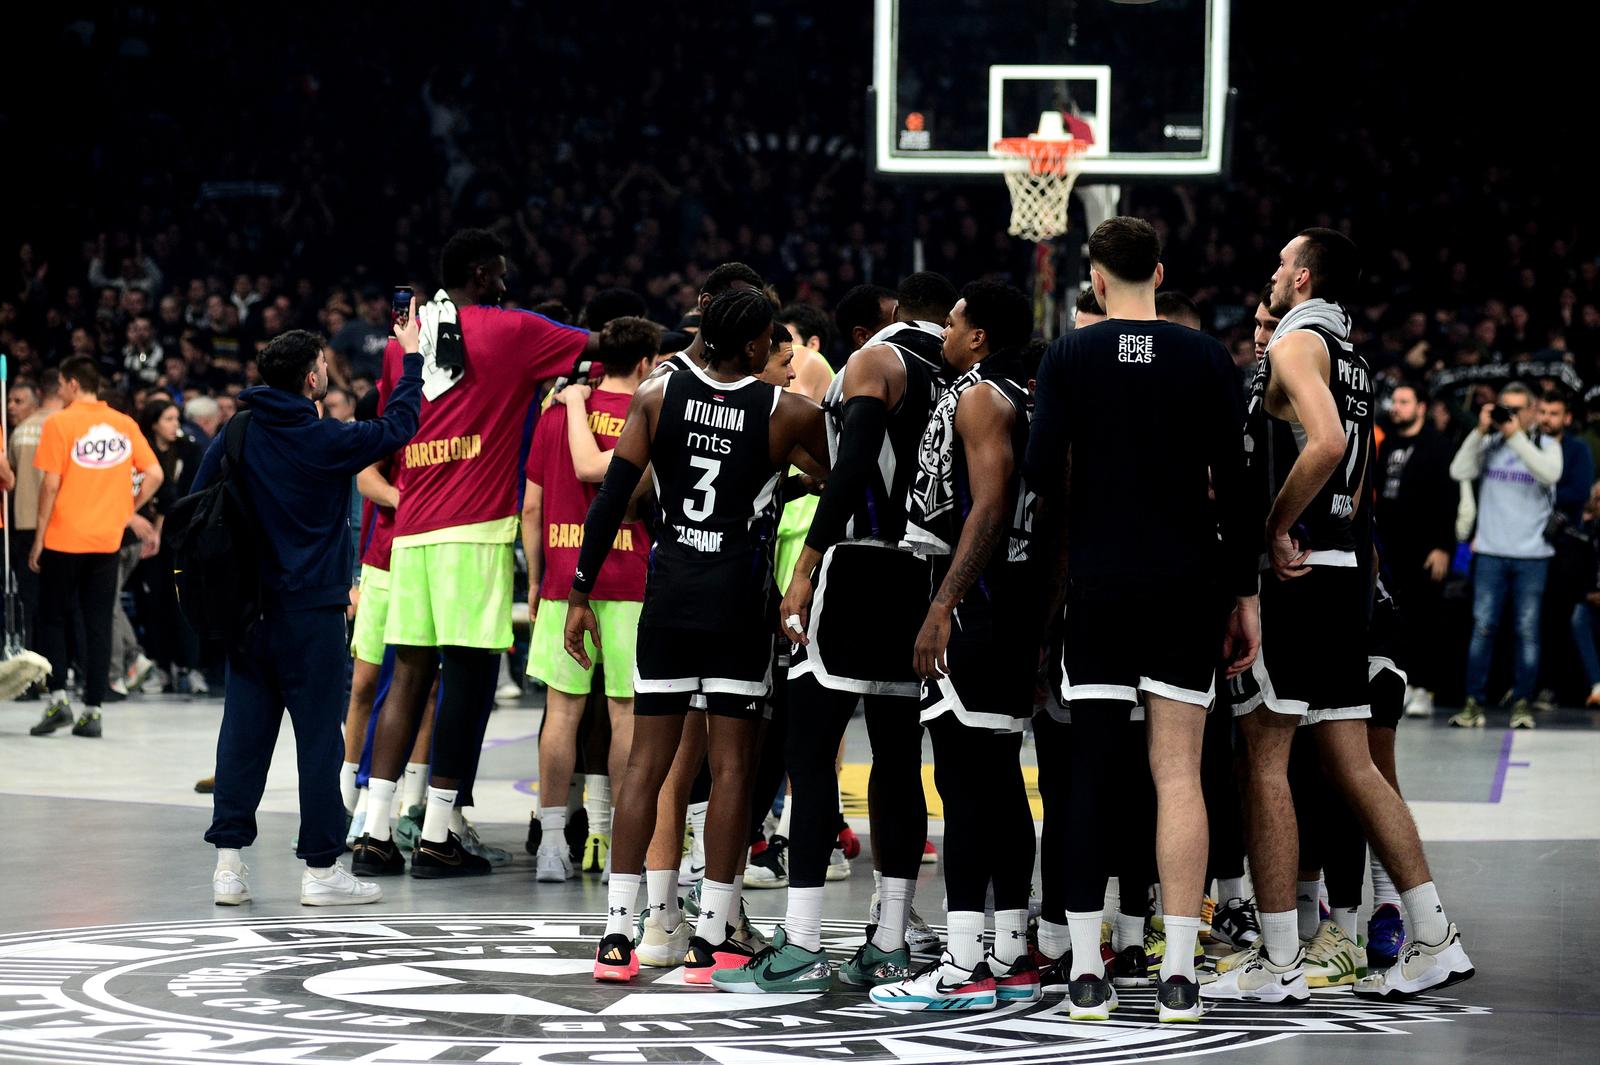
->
[1448, 382, 1563, 728]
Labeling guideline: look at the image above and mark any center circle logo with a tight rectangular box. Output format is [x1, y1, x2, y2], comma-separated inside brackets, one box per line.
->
[0, 913, 1487, 1064]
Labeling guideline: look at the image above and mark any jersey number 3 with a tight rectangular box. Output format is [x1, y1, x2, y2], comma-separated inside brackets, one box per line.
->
[682, 456, 721, 522]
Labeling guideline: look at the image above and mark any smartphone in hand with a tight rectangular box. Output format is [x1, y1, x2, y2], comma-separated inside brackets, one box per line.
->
[392, 285, 414, 325]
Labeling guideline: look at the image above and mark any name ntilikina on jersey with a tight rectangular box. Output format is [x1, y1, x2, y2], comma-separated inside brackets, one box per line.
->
[684, 398, 746, 431]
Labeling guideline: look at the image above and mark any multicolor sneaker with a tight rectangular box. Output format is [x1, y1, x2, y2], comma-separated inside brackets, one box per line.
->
[636, 904, 694, 968]
[594, 933, 639, 982]
[683, 935, 756, 985]
[1037, 950, 1072, 994]
[838, 933, 913, 987]
[733, 902, 770, 954]
[744, 836, 789, 888]
[582, 832, 610, 874]
[1448, 698, 1486, 728]
[1303, 920, 1367, 987]
[1199, 944, 1310, 1004]
[1157, 975, 1203, 1023]
[29, 698, 74, 736]
[1211, 897, 1262, 951]
[684, 879, 703, 918]
[712, 927, 832, 993]
[1066, 972, 1118, 1021]
[1366, 903, 1405, 969]
[988, 952, 1042, 1003]
[1110, 944, 1150, 987]
[71, 711, 103, 738]
[394, 804, 425, 852]
[1143, 925, 1204, 976]
[1352, 925, 1474, 1000]
[869, 952, 997, 1012]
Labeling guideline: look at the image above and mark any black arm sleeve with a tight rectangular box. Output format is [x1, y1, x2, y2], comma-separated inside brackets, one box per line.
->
[803, 395, 887, 554]
[571, 457, 645, 595]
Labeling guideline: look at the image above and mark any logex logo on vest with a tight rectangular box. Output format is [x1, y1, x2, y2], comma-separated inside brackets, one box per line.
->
[0, 913, 1488, 1065]
[71, 423, 132, 469]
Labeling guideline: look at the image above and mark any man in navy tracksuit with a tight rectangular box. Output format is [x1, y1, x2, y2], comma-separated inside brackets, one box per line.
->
[196, 315, 423, 906]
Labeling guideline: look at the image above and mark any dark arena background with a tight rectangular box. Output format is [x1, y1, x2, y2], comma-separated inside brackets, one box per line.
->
[0, 3, 1591, 1064]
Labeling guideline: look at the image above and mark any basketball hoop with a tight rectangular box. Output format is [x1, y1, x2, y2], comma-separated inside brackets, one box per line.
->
[994, 111, 1089, 243]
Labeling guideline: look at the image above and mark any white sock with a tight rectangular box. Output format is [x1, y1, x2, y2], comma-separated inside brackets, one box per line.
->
[688, 800, 708, 844]
[1218, 876, 1247, 904]
[787, 886, 825, 951]
[421, 787, 457, 844]
[947, 911, 985, 971]
[606, 872, 641, 937]
[351, 788, 369, 827]
[873, 876, 914, 952]
[1260, 909, 1300, 966]
[729, 878, 746, 927]
[216, 847, 242, 872]
[365, 779, 397, 842]
[646, 869, 680, 932]
[306, 862, 339, 880]
[1296, 880, 1322, 940]
[540, 804, 568, 849]
[1370, 860, 1400, 906]
[449, 807, 467, 836]
[49, 689, 66, 703]
[1401, 881, 1448, 944]
[1114, 912, 1144, 953]
[1067, 910, 1105, 978]
[994, 909, 1028, 966]
[400, 762, 428, 811]
[1160, 915, 1201, 982]
[339, 762, 360, 815]
[776, 789, 792, 839]
[584, 775, 612, 837]
[698, 879, 736, 942]
[1037, 918, 1069, 961]
[1331, 905, 1360, 942]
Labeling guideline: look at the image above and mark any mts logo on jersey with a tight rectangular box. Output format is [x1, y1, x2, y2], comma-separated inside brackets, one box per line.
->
[72, 423, 132, 468]
[1118, 335, 1155, 363]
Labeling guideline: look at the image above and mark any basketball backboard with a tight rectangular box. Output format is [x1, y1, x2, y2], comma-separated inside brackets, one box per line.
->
[872, 0, 1232, 180]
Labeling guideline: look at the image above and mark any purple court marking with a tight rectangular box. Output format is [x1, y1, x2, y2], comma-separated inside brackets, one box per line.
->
[512, 777, 537, 797]
[1487, 730, 1518, 804]
[479, 733, 538, 753]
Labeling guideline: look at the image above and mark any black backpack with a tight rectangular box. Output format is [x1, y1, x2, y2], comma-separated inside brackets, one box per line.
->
[168, 412, 262, 644]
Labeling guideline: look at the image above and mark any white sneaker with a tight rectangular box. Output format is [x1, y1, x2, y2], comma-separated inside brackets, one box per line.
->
[1353, 924, 1474, 1000]
[300, 862, 383, 906]
[636, 907, 695, 967]
[126, 654, 156, 692]
[826, 844, 851, 881]
[1199, 944, 1309, 1003]
[536, 844, 574, 883]
[185, 668, 210, 696]
[495, 681, 522, 704]
[108, 677, 130, 697]
[678, 829, 706, 886]
[1405, 688, 1433, 718]
[214, 863, 251, 906]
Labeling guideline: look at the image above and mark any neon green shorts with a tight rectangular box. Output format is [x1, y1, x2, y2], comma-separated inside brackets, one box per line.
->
[350, 564, 391, 664]
[384, 540, 514, 650]
[527, 598, 641, 698]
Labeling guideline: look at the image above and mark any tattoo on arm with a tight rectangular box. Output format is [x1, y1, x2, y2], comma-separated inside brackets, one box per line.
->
[933, 510, 1004, 611]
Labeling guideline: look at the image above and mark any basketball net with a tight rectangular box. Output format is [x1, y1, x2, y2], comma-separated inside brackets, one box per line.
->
[994, 112, 1089, 243]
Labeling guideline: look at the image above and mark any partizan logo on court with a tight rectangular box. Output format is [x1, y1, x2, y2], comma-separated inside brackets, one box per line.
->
[0, 913, 1487, 1064]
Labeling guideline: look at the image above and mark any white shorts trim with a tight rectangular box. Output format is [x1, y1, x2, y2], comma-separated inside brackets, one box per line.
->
[1138, 676, 1216, 709]
[918, 675, 1025, 734]
[1367, 656, 1408, 684]
[1234, 649, 1370, 723]
[788, 543, 921, 697]
[632, 672, 699, 694]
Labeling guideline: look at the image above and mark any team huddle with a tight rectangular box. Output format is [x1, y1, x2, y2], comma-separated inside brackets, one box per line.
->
[314, 219, 1472, 1027]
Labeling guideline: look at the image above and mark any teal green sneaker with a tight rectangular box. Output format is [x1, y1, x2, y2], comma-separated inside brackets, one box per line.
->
[712, 928, 832, 994]
[394, 804, 425, 852]
[838, 935, 913, 987]
[684, 879, 702, 918]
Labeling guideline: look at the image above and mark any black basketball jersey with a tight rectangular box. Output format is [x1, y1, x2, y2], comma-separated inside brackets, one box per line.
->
[822, 320, 947, 544]
[642, 364, 782, 631]
[1246, 323, 1373, 564]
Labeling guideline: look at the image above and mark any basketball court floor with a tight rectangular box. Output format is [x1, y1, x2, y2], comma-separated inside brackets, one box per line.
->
[0, 693, 1594, 1064]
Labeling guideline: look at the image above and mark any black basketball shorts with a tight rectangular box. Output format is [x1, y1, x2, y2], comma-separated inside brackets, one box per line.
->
[1060, 592, 1227, 712]
[1231, 565, 1370, 724]
[634, 624, 773, 718]
[787, 542, 931, 698]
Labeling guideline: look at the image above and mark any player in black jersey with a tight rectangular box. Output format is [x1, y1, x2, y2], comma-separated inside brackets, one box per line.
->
[867, 282, 1041, 1012]
[753, 273, 959, 990]
[1211, 228, 1473, 1004]
[565, 289, 828, 985]
[653, 262, 766, 378]
[1027, 218, 1262, 1023]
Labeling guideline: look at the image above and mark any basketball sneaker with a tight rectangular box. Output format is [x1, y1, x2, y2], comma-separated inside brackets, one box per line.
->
[1303, 920, 1367, 987]
[988, 952, 1042, 1003]
[459, 819, 512, 867]
[827, 843, 852, 881]
[1143, 924, 1204, 976]
[1035, 947, 1073, 994]
[1406, 688, 1434, 718]
[1448, 698, 1486, 728]
[1510, 698, 1535, 730]
[869, 952, 997, 1012]
[213, 862, 251, 906]
[1366, 903, 1405, 969]
[838, 932, 913, 987]
[636, 902, 694, 968]
[1157, 975, 1203, 1023]
[1210, 897, 1261, 950]
[594, 933, 639, 982]
[712, 928, 832, 994]
[300, 863, 383, 906]
[582, 832, 610, 874]
[1066, 972, 1118, 1021]
[679, 826, 706, 886]
[71, 711, 103, 737]
[684, 879, 702, 917]
[350, 835, 406, 877]
[683, 935, 756, 985]
[29, 697, 73, 736]
[744, 835, 789, 889]
[1352, 925, 1474, 1000]
[1110, 944, 1151, 987]
[411, 833, 493, 878]
[1199, 944, 1310, 1004]
[1199, 896, 1216, 941]
[394, 804, 425, 852]
[536, 843, 574, 883]
[733, 902, 771, 953]
[525, 814, 542, 856]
